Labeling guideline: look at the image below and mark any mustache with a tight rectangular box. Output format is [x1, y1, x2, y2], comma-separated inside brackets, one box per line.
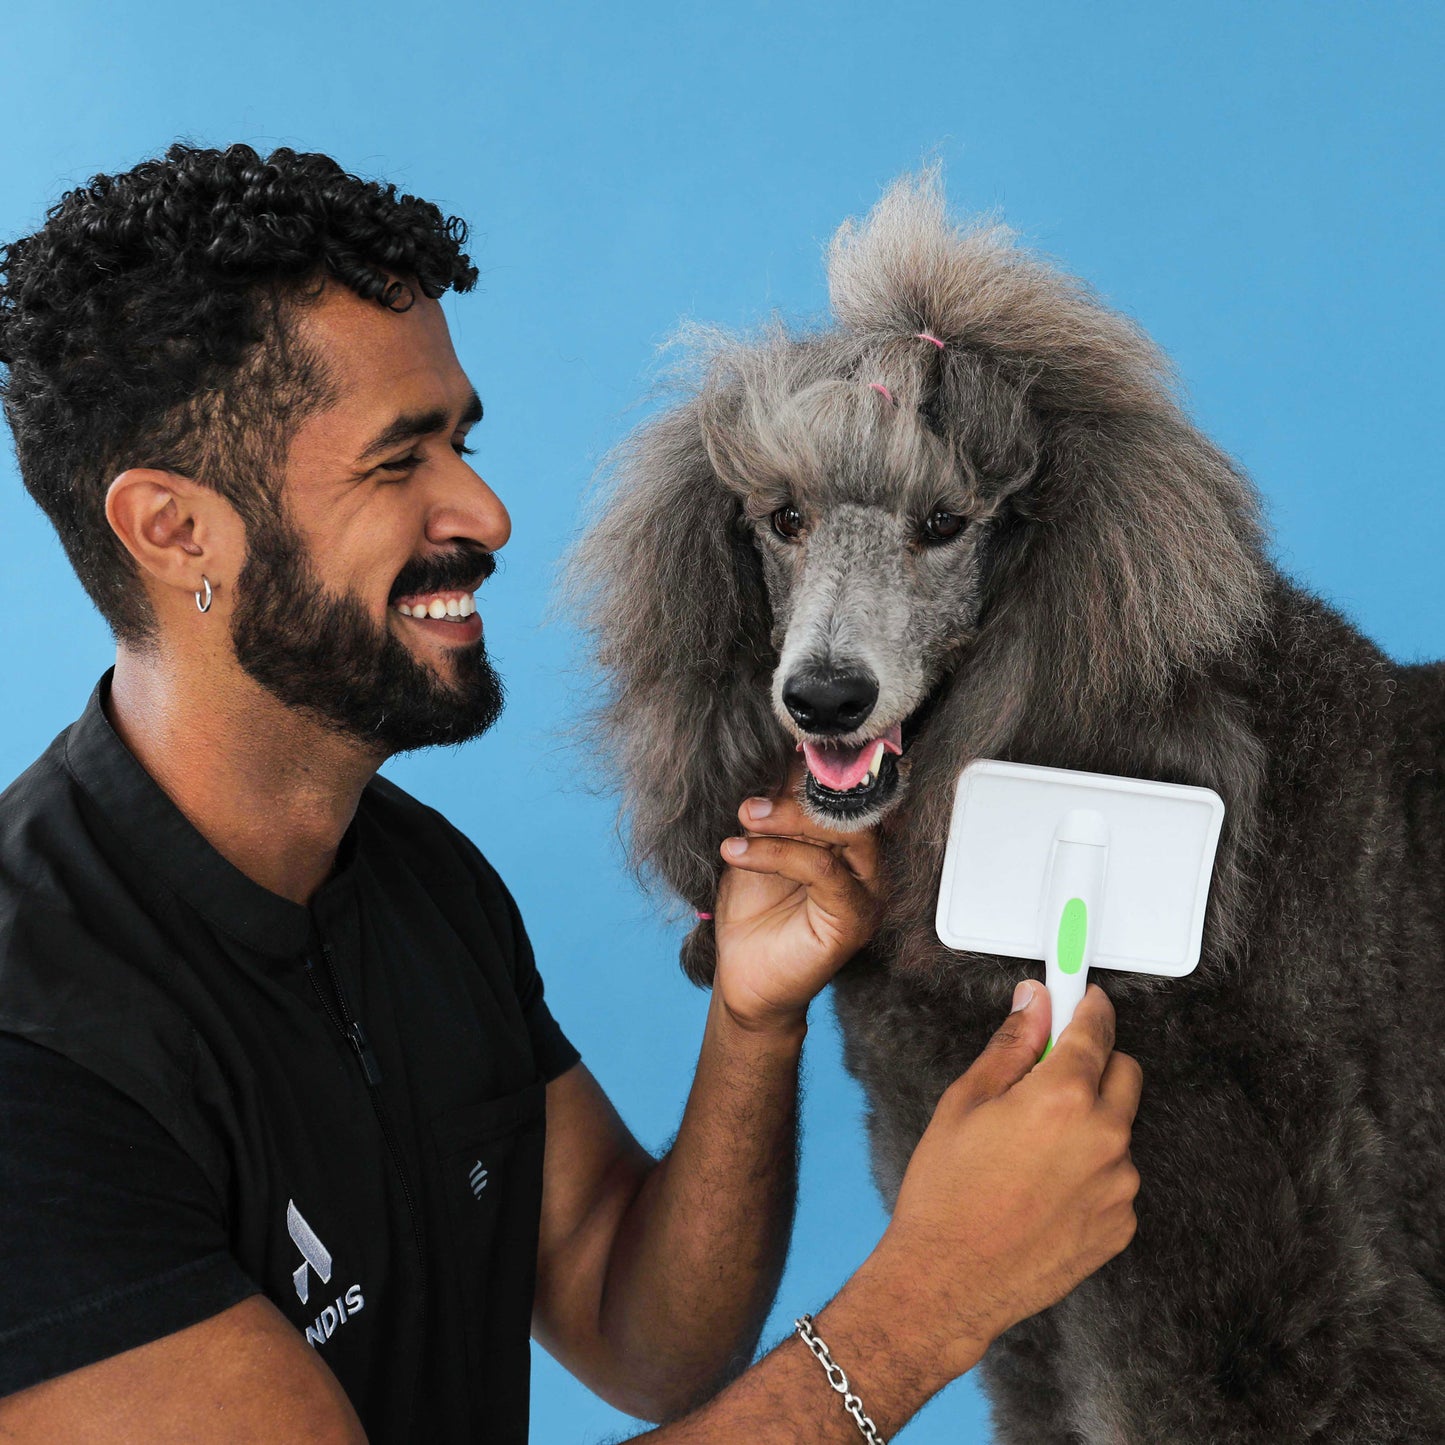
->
[388, 544, 496, 602]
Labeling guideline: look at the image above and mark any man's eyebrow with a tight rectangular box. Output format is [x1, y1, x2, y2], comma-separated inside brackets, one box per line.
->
[356, 390, 484, 462]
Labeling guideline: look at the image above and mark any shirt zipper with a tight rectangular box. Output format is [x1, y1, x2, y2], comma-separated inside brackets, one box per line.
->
[309, 945, 383, 1086]
[304, 941, 427, 1431]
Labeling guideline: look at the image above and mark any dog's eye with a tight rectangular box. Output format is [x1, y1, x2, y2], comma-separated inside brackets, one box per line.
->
[771, 506, 805, 541]
[922, 509, 967, 544]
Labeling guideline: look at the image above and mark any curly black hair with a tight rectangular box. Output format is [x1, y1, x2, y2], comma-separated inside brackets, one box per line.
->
[0, 141, 479, 643]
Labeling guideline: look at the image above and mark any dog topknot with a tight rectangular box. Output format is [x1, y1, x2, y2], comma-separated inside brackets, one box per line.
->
[825, 170, 1173, 420]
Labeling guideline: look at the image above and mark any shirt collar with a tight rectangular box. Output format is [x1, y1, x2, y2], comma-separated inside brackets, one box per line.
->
[63, 670, 359, 960]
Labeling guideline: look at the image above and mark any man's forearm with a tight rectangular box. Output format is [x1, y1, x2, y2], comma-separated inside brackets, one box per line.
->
[598, 986, 805, 1418]
[624, 1253, 982, 1443]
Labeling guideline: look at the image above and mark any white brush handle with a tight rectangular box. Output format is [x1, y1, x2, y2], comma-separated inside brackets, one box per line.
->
[1044, 922, 1091, 1053]
[1041, 816, 1110, 1055]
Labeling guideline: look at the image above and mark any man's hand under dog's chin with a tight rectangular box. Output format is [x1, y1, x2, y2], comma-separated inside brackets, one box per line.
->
[709, 770, 882, 1036]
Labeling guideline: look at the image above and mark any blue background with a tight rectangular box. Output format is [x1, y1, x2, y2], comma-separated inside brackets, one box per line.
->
[1, 4, 1440, 1440]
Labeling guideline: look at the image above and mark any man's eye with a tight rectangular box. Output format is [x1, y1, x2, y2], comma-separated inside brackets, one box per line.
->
[378, 443, 475, 477]
[770, 505, 804, 541]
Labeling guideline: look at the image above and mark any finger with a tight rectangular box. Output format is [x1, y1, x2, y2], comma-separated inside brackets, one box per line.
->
[719, 835, 874, 929]
[736, 794, 879, 883]
[947, 979, 1051, 1108]
[1098, 1050, 1143, 1126]
[738, 784, 868, 848]
[767, 756, 875, 848]
[1037, 984, 1116, 1090]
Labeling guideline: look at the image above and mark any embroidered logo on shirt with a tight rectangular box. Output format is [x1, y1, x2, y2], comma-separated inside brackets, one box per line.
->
[288, 1198, 366, 1348]
[468, 1160, 489, 1197]
[287, 1199, 332, 1305]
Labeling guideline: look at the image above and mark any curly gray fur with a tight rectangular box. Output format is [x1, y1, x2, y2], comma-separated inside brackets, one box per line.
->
[568, 171, 1445, 1441]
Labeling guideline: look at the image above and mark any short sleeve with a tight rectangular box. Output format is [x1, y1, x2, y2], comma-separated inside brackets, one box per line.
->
[509, 908, 582, 1084]
[479, 863, 581, 1085]
[0, 1034, 259, 1396]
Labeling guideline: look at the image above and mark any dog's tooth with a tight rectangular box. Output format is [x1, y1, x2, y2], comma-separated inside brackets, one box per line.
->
[855, 739, 888, 791]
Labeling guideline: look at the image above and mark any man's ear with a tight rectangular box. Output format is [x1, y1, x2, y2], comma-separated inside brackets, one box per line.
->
[104, 470, 245, 607]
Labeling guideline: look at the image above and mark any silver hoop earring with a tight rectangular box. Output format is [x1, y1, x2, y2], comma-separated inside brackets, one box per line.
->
[195, 576, 213, 613]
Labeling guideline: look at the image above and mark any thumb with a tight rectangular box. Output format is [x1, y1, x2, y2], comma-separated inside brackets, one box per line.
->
[951, 980, 1052, 1108]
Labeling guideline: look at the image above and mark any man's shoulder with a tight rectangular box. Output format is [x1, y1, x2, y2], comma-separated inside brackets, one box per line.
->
[0, 720, 95, 908]
[359, 772, 508, 897]
[0, 724, 227, 1189]
[0, 714, 174, 999]
[356, 774, 541, 997]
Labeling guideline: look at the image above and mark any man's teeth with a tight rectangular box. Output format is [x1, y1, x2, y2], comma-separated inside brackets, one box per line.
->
[394, 592, 476, 620]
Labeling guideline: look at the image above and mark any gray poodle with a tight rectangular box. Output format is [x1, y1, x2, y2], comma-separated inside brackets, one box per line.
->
[569, 173, 1445, 1441]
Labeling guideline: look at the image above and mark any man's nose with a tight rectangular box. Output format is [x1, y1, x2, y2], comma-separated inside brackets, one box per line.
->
[426, 460, 511, 554]
[782, 670, 879, 734]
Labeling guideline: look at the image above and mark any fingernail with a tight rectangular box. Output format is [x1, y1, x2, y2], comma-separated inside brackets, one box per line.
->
[1010, 980, 1035, 1013]
[746, 797, 773, 819]
[723, 837, 749, 858]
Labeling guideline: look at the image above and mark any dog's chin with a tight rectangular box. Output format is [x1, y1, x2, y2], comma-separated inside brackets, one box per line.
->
[799, 751, 905, 831]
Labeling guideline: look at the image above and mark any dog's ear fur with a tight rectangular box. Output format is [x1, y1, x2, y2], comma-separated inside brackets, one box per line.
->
[987, 412, 1267, 715]
[568, 398, 791, 985]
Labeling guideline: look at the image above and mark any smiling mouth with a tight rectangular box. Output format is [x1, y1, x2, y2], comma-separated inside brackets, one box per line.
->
[392, 588, 478, 622]
[799, 723, 904, 817]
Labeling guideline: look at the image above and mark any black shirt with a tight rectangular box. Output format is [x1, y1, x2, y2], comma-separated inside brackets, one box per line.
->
[0, 674, 580, 1442]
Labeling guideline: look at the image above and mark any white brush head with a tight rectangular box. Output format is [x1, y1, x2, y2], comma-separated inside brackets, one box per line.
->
[936, 760, 1225, 977]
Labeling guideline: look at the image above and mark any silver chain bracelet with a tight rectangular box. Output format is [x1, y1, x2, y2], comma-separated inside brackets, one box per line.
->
[794, 1313, 888, 1444]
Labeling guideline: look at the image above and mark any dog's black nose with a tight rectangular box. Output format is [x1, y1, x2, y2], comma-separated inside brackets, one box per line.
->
[783, 671, 879, 735]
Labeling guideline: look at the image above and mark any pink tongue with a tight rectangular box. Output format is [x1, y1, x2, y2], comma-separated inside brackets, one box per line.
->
[803, 741, 873, 791]
[802, 724, 903, 792]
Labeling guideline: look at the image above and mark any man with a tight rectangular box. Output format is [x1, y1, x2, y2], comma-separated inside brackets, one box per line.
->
[0, 143, 1141, 1442]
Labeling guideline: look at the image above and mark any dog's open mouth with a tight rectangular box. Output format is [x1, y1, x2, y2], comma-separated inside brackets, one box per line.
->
[800, 724, 904, 818]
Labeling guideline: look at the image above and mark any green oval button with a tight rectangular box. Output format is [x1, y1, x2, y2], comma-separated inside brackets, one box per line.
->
[1057, 897, 1088, 975]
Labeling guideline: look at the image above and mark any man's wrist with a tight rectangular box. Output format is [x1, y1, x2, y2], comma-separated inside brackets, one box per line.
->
[710, 983, 810, 1050]
[806, 1246, 992, 1431]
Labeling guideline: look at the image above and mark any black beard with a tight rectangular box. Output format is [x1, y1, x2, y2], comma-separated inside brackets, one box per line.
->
[230, 514, 504, 754]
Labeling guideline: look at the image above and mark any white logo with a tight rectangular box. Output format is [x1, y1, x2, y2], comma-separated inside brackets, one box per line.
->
[287, 1199, 331, 1305]
[287, 1199, 366, 1348]
[468, 1160, 489, 1197]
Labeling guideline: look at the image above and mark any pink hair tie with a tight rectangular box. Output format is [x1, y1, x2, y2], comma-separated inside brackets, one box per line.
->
[869, 382, 896, 405]
[915, 331, 946, 350]
[695, 911, 714, 922]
